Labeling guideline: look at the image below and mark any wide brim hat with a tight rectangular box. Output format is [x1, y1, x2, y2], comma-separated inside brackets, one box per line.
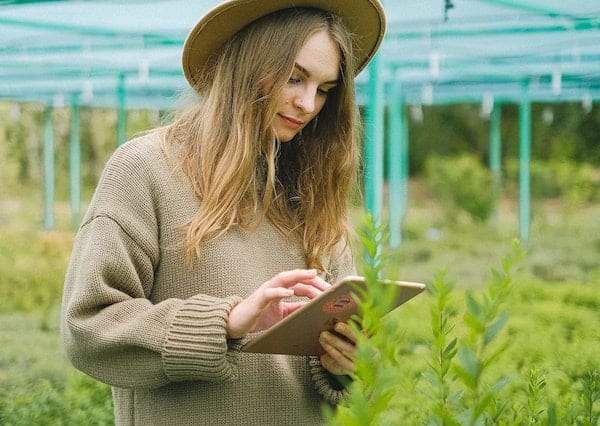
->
[182, 0, 386, 90]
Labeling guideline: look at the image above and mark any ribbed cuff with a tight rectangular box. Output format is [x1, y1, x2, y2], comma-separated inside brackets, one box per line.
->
[309, 357, 349, 405]
[162, 294, 242, 382]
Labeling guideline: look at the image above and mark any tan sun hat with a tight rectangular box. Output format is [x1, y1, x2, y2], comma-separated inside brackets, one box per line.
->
[182, 0, 386, 90]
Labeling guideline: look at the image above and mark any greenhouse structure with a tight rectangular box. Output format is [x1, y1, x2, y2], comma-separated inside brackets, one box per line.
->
[1, 0, 599, 246]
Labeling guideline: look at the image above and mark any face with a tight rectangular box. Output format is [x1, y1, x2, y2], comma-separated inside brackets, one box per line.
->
[272, 30, 341, 142]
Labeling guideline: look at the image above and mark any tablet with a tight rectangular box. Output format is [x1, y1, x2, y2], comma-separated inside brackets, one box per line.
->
[241, 275, 426, 356]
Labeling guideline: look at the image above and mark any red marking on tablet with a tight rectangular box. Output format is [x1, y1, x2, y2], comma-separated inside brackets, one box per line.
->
[323, 294, 356, 314]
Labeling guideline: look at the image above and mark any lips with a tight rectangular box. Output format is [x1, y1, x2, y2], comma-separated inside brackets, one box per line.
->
[278, 114, 303, 130]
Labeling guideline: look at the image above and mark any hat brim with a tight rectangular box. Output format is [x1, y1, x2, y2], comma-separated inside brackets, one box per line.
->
[182, 0, 386, 90]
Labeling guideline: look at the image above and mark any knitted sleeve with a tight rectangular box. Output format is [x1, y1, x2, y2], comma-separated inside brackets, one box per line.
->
[309, 357, 350, 405]
[61, 138, 243, 389]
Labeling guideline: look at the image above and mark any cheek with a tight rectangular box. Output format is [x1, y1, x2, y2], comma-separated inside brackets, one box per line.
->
[313, 98, 327, 117]
[275, 86, 292, 106]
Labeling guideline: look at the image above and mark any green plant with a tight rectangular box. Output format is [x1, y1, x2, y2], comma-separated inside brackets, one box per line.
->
[504, 158, 598, 212]
[419, 240, 524, 425]
[454, 240, 524, 424]
[425, 154, 495, 223]
[0, 372, 113, 426]
[328, 213, 407, 425]
[525, 366, 548, 425]
[421, 269, 460, 425]
[577, 370, 600, 426]
[330, 220, 525, 425]
[0, 226, 73, 316]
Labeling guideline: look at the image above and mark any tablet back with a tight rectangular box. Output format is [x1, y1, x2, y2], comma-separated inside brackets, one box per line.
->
[241, 275, 426, 356]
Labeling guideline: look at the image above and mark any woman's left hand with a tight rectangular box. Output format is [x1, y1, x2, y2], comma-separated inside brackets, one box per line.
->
[319, 321, 357, 376]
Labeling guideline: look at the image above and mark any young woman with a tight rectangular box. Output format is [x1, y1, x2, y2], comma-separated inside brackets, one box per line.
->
[61, 1, 386, 425]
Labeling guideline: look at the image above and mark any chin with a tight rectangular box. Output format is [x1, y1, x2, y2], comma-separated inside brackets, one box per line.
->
[273, 130, 298, 143]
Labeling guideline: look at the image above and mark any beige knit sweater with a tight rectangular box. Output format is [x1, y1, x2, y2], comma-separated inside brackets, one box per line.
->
[61, 133, 355, 426]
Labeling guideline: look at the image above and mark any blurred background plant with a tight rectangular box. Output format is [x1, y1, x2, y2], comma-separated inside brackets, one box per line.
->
[329, 218, 599, 425]
[1, 100, 599, 424]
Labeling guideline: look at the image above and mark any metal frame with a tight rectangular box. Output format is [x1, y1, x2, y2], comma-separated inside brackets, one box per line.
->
[1, 0, 599, 238]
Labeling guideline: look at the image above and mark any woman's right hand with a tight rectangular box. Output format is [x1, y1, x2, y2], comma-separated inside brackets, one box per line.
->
[226, 269, 330, 339]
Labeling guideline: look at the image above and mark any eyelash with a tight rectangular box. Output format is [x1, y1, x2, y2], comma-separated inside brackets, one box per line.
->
[288, 77, 331, 96]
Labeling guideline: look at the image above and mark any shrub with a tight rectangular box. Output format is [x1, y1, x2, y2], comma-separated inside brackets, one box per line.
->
[328, 215, 600, 424]
[425, 154, 495, 223]
[504, 158, 598, 210]
[0, 372, 113, 426]
[0, 226, 72, 318]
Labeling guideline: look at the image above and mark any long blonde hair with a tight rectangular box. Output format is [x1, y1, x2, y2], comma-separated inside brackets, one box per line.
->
[163, 8, 360, 271]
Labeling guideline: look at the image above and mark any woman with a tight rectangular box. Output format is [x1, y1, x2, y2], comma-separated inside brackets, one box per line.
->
[61, 1, 386, 425]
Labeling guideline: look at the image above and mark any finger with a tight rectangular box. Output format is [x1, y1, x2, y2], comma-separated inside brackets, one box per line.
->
[289, 283, 324, 299]
[307, 275, 331, 291]
[320, 330, 357, 358]
[268, 269, 319, 288]
[249, 287, 293, 311]
[280, 301, 306, 316]
[267, 270, 331, 292]
[319, 353, 341, 375]
[262, 287, 294, 302]
[333, 322, 358, 344]
[320, 343, 355, 375]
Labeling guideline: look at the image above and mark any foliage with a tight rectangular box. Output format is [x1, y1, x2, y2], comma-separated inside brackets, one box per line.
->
[327, 213, 402, 425]
[425, 154, 495, 222]
[4, 100, 600, 202]
[0, 101, 159, 201]
[1, 103, 599, 424]
[406, 104, 489, 174]
[0, 371, 113, 426]
[406, 103, 600, 173]
[0, 223, 73, 329]
[420, 269, 460, 424]
[505, 158, 599, 204]
[421, 240, 524, 425]
[328, 214, 600, 425]
[2, 103, 43, 186]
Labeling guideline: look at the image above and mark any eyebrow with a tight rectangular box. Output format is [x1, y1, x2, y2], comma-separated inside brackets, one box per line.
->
[294, 63, 338, 85]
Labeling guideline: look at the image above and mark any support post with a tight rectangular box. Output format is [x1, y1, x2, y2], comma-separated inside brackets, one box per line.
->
[117, 73, 127, 146]
[69, 96, 81, 226]
[364, 53, 385, 219]
[489, 103, 502, 223]
[387, 80, 407, 248]
[43, 104, 55, 230]
[519, 81, 531, 242]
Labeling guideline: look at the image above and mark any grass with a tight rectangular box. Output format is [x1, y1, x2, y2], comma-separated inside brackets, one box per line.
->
[1, 182, 599, 424]
[0, 309, 67, 388]
[383, 181, 600, 288]
[390, 277, 600, 385]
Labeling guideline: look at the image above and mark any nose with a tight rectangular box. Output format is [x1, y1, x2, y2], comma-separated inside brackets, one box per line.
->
[292, 87, 316, 114]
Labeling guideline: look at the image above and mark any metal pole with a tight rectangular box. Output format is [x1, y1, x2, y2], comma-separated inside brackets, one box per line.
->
[387, 82, 406, 248]
[69, 96, 81, 226]
[364, 53, 385, 219]
[489, 104, 502, 224]
[519, 81, 531, 242]
[400, 99, 409, 225]
[117, 73, 127, 146]
[43, 104, 55, 230]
